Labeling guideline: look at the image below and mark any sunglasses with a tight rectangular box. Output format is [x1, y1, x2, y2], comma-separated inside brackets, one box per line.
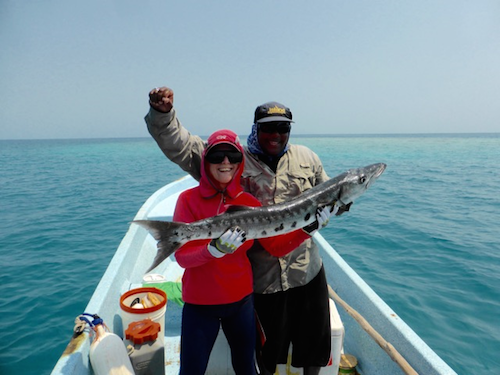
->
[206, 150, 243, 164]
[258, 122, 291, 134]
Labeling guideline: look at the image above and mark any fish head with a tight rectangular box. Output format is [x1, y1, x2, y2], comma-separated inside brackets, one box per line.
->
[336, 163, 386, 208]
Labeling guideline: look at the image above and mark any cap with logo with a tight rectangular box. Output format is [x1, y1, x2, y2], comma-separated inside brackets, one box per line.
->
[205, 129, 242, 155]
[254, 102, 293, 123]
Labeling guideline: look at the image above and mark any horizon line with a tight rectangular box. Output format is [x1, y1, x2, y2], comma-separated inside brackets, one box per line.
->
[1, 131, 499, 142]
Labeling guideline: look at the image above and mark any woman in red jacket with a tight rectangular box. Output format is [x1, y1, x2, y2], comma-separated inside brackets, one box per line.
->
[173, 129, 331, 375]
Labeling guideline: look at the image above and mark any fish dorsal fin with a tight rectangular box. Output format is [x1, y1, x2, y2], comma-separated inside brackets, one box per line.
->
[224, 205, 256, 213]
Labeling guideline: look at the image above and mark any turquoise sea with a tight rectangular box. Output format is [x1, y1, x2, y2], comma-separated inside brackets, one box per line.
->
[0, 134, 499, 374]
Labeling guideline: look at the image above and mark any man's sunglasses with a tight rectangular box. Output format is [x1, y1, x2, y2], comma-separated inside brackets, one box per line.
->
[258, 122, 291, 134]
[206, 150, 243, 164]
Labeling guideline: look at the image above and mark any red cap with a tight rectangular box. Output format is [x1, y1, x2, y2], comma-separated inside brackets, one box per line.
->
[125, 319, 161, 344]
[205, 129, 242, 155]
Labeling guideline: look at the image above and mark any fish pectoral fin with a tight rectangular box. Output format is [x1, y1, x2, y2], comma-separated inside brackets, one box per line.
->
[224, 205, 256, 214]
[336, 202, 353, 216]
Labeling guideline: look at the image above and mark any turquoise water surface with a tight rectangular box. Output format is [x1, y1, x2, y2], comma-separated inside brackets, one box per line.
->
[0, 134, 499, 374]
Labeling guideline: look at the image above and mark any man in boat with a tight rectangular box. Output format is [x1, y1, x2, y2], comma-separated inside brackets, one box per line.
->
[173, 129, 330, 375]
[145, 87, 331, 375]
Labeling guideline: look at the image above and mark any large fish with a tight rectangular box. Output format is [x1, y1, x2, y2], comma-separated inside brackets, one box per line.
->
[135, 163, 386, 272]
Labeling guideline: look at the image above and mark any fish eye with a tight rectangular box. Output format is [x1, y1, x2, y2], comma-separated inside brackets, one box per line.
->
[359, 175, 367, 184]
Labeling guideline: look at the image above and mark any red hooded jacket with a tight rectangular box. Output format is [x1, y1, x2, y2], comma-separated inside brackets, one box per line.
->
[173, 129, 310, 305]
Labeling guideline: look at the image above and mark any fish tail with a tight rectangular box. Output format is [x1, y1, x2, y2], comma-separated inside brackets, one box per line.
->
[133, 220, 186, 272]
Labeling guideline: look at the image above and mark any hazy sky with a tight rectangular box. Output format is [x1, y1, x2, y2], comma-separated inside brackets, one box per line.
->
[1, 1, 499, 140]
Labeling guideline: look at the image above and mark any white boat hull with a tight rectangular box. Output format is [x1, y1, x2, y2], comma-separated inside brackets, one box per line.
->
[51, 175, 456, 375]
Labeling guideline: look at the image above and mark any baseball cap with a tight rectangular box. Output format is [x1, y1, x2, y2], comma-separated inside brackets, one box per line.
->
[254, 102, 293, 123]
[205, 129, 242, 154]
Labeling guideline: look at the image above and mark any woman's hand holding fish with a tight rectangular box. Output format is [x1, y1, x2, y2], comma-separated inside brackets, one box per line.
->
[208, 226, 247, 258]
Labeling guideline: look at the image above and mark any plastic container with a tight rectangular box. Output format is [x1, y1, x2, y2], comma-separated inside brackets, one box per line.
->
[322, 298, 344, 374]
[120, 287, 167, 341]
[142, 273, 167, 284]
[125, 319, 165, 375]
[339, 354, 358, 374]
[89, 322, 135, 375]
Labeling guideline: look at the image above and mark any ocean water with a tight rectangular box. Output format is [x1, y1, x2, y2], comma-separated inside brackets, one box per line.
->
[0, 134, 499, 374]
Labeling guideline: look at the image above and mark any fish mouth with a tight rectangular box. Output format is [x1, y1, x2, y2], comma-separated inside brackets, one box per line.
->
[373, 163, 387, 179]
[363, 163, 387, 190]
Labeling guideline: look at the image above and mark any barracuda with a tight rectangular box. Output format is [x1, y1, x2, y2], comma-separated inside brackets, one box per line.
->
[135, 163, 386, 272]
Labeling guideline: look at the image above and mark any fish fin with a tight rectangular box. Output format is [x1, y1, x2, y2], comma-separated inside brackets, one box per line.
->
[133, 220, 186, 272]
[336, 202, 353, 216]
[224, 205, 256, 213]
